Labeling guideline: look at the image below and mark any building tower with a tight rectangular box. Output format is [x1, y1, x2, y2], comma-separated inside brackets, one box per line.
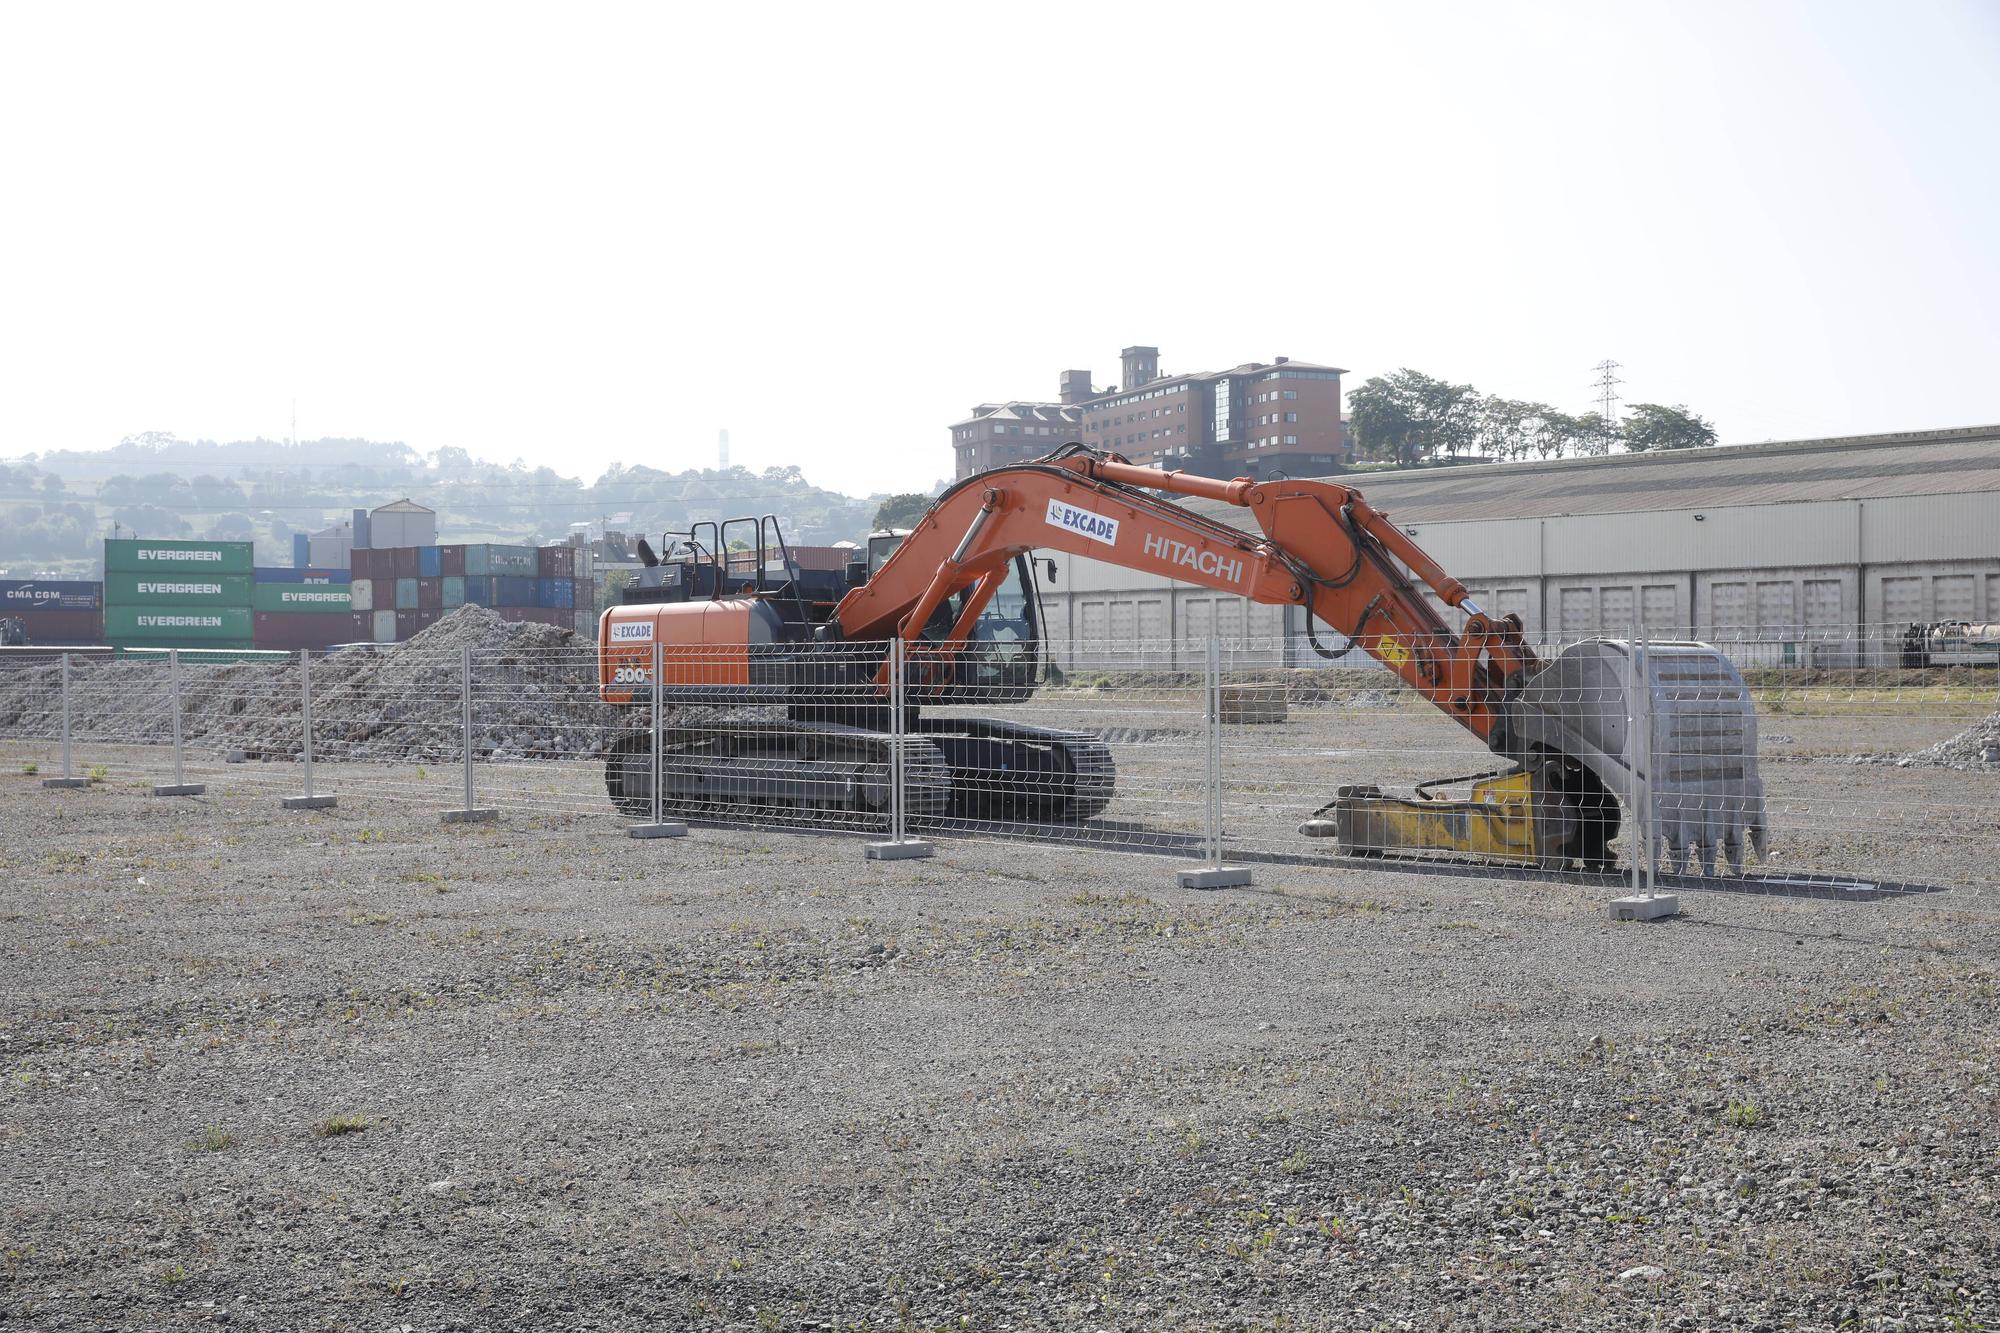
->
[1120, 346, 1160, 391]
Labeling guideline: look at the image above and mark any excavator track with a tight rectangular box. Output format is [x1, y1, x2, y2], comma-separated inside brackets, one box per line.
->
[605, 718, 952, 830]
[916, 717, 1116, 822]
[605, 716, 1116, 827]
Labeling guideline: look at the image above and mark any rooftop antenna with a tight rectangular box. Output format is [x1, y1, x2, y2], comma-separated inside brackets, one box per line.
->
[718, 428, 730, 470]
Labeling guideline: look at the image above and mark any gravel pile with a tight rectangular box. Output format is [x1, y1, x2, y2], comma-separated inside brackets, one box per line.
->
[1899, 710, 2000, 770]
[0, 607, 624, 761]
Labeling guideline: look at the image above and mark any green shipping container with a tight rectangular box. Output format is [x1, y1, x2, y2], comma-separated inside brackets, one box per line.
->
[104, 571, 253, 607]
[442, 575, 465, 608]
[105, 604, 255, 642]
[104, 538, 254, 576]
[253, 583, 352, 613]
[463, 544, 539, 577]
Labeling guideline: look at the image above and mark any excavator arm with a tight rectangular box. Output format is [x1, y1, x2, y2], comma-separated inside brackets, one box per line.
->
[837, 448, 1539, 746]
[838, 446, 1767, 872]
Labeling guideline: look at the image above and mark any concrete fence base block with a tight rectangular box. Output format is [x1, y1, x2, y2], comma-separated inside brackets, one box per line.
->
[41, 777, 91, 789]
[442, 808, 499, 824]
[1610, 893, 1681, 922]
[153, 784, 206, 797]
[1179, 865, 1254, 890]
[628, 822, 688, 840]
[224, 751, 250, 764]
[866, 839, 935, 861]
[281, 795, 337, 810]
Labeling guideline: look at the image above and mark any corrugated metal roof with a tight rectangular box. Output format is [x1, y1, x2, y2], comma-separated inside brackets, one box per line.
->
[1172, 423, 2000, 529]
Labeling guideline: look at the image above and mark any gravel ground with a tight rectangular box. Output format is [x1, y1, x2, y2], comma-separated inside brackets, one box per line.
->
[2, 762, 1996, 1331]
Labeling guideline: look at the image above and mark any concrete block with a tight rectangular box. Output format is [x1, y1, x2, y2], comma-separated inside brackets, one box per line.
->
[1220, 683, 1287, 724]
[224, 750, 249, 764]
[866, 839, 934, 861]
[628, 822, 688, 839]
[153, 783, 206, 797]
[1610, 893, 1680, 922]
[41, 777, 91, 789]
[442, 808, 499, 824]
[282, 795, 337, 810]
[1179, 865, 1253, 890]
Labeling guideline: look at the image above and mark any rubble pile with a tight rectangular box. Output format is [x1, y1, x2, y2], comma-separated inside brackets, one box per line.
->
[0, 607, 625, 762]
[1899, 710, 2000, 771]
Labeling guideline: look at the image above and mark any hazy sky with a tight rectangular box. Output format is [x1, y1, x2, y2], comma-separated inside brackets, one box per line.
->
[3, 1, 1996, 496]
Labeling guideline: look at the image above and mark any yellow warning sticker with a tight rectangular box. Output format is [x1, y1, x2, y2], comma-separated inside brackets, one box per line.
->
[1377, 637, 1411, 668]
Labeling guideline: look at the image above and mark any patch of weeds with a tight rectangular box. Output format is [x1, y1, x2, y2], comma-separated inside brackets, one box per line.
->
[187, 1126, 235, 1152]
[313, 1113, 370, 1139]
[1280, 1151, 1309, 1176]
[1724, 1099, 1763, 1128]
[20, 762, 36, 776]
[160, 1262, 189, 1285]
[85, 764, 108, 782]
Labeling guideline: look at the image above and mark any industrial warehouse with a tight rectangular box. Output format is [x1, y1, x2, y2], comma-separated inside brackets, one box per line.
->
[1037, 422, 2000, 668]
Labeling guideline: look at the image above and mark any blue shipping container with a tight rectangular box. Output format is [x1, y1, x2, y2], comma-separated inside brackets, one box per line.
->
[395, 577, 418, 610]
[536, 577, 575, 609]
[496, 575, 536, 607]
[255, 567, 352, 584]
[462, 577, 496, 607]
[418, 545, 442, 578]
[442, 575, 465, 609]
[292, 533, 310, 568]
[0, 579, 103, 612]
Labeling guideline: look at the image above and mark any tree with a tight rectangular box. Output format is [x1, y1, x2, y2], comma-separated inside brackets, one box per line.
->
[1348, 370, 1481, 465]
[1623, 403, 1717, 452]
[871, 492, 934, 530]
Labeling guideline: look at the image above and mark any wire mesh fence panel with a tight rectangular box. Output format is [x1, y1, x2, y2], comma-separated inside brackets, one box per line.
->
[916, 636, 1210, 858]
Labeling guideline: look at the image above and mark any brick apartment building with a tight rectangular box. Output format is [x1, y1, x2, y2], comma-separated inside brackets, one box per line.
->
[952, 346, 1351, 480]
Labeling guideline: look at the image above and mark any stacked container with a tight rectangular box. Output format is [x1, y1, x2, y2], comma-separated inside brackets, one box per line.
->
[345, 542, 599, 643]
[103, 539, 255, 649]
[0, 580, 105, 644]
[251, 567, 366, 650]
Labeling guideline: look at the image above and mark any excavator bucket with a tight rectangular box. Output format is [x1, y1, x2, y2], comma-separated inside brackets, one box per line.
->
[1504, 639, 1769, 874]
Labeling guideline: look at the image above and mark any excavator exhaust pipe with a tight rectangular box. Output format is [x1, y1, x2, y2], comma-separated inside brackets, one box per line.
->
[1503, 638, 1769, 875]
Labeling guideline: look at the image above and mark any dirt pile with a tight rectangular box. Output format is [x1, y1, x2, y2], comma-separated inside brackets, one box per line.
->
[1900, 710, 2000, 770]
[0, 606, 625, 761]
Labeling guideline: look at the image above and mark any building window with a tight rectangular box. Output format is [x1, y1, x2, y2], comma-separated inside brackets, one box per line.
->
[1284, 390, 1297, 399]
[1285, 412, 1297, 423]
[1284, 435, 1298, 444]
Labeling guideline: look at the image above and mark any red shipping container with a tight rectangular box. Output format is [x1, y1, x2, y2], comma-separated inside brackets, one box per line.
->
[416, 577, 442, 610]
[391, 546, 419, 577]
[12, 608, 104, 645]
[253, 611, 363, 651]
[349, 548, 378, 578]
[439, 544, 466, 577]
[537, 544, 576, 578]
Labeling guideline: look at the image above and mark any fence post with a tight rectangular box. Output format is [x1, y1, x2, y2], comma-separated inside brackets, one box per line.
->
[629, 636, 686, 838]
[867, 637, 933, 860]
[153, 647, 205, 797]
[1179, 628, 1251, 889]
[442, 643, 498, 823]
[281, 649, 335, 809]
[42, 651, 90, 788]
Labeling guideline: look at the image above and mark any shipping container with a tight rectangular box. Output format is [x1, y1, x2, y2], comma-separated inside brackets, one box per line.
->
[395, 577, 418, 610]
[292, 532, 311, 568]
[105, 604, 255, 642]
[395, 608, 439, 639]
[391, 546, 420, 578]
[350, 578, 374, 612]
[104, 538, 253, 576]
[441, 575, 465, 608]
[417, 577, 442, 610]
[350, 548, 383, 578]
[372, 609, 398, 643]
[538, 544, 576, 578]
[439, 544, 466, 577]
[253, 610, 372, 649]
[253, 583, 353, 614]
[8, 608, 104, 644]
[462, 576, 495, 607]
[104, 571, 253, 608]
[536, 577, 576, 609]
[496, 575, 536, 607]
[0, 579, 103, 612]
[254, 567, 351, 584]
[464, 544, 539, 577]
[417, 545, 442, 578]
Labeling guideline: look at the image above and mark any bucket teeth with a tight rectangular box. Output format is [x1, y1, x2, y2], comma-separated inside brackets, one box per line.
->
[1504, 639, 1768, 875]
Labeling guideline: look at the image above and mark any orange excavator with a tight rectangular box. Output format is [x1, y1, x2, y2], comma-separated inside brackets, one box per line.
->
[598, 445, 1767, 872]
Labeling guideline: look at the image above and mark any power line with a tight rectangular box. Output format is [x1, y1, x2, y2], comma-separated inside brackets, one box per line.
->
[1591, 359, 1622, 429]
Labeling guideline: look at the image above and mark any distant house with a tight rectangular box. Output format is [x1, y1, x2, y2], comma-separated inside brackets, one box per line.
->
[369, 498, 436, 550]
